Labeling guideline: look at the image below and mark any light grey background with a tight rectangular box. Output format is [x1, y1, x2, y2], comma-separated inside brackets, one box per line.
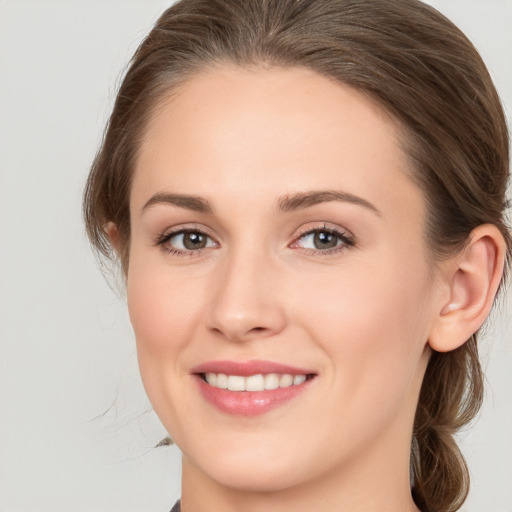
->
[0, 1, 510, 511]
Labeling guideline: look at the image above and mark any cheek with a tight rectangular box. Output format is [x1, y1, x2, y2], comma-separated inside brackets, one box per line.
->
[125, 254, 212, 432]
[126, 254, 206, 372]
[291, 255, 433, 398]
[297, 258, 430, 336]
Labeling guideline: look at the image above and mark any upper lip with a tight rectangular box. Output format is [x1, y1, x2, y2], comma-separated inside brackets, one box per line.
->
[190, 359, 315, 376]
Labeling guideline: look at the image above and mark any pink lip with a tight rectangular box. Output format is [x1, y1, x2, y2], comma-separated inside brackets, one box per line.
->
[190, 359, 313, 376]
[190, 360, 316, 417]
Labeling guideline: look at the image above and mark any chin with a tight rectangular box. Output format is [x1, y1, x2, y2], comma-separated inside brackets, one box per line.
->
[181, 430, 341, 495]
[202, 459, 309, 493]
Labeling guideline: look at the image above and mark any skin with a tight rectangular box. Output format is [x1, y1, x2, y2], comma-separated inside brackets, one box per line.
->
[121, 65, 501, 512]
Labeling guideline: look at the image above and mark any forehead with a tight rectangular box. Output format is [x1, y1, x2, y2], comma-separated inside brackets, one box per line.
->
[131, 65, 422, 221]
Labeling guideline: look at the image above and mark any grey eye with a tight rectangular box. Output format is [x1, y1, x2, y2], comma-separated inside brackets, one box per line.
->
[168, 231, 215, 251]
[298, 230, 344, 250]
[313, 231, 339, 249]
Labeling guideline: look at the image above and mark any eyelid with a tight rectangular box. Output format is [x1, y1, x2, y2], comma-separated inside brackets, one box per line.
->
[154, 222, 354, 257]
[289, 223, 355, 253]
[154, 224, 219, 255]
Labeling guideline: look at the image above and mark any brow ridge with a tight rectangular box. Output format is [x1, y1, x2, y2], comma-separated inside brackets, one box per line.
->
[277, 190, 381, 215]
[142, 193, 214, 214]
[141, 189, 380, 216]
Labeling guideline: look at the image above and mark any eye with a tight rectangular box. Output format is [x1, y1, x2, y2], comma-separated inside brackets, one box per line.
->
[291, 226, 354, 254]
[156, 228, 217, 255]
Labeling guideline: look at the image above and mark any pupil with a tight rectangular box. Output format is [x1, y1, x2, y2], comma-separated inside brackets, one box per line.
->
[314, 231, 337, 249]
[184, 232, 206, 250]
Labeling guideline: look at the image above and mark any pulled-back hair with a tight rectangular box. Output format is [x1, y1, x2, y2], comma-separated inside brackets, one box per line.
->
[83, 1, 511, 510]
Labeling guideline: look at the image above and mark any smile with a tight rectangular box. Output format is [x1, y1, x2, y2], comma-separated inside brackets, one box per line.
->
[191, 360, 316, 416]
[203, 372, 308, 391]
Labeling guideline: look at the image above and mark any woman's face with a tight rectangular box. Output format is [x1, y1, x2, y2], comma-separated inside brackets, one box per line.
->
[127, 66, 441, 492]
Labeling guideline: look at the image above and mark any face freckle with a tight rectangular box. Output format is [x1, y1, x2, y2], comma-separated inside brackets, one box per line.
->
[127, 65, 440, 494]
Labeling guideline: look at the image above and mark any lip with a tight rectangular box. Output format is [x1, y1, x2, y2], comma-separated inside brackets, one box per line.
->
[190, 360, 316, 417]
[190, 359, 314, 376]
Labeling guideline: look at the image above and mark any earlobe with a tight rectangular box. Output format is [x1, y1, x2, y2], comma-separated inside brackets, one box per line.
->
[428, 224, 506, 353]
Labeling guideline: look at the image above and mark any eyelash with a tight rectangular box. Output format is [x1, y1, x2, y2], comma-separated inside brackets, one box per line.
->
[292, 225, 355, 255]
[154, 226, 215, 257]
[155, 224, 355, 258]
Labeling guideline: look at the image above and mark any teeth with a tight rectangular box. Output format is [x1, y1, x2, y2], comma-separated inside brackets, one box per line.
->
[293, 374, 306, 385]
[227, 375, 245, 391]
[204, 372, 309, 391]
[246, 374, 265, 391]
[264, 373, 279, 390]
[279, 374, 293, 388]
[216, 373, 228, 389]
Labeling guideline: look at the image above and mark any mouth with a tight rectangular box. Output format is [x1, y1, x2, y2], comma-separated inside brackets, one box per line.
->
[191, 360, 317, 416]
[200, 372, 314, 391]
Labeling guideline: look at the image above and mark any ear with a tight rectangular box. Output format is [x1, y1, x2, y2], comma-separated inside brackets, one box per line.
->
[428, 224, 506, 353]
[105, 221, 122, 255]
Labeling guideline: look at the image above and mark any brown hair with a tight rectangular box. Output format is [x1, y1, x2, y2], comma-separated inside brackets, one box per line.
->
[83, 1, 511, 510]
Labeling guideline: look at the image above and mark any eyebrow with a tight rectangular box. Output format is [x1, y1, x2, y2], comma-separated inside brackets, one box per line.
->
[141, 189, 380, 216]
[142, 193, 214, 214]
[277, 190, 381, 215]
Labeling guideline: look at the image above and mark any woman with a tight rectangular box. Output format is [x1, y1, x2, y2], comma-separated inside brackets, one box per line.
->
[83, 0, 510, 511]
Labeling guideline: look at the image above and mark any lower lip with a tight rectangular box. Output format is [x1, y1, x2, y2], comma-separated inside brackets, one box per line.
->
[195, 376, 313, 416]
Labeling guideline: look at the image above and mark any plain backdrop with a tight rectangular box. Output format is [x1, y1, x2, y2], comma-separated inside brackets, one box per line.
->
[0, 1, 510, 511]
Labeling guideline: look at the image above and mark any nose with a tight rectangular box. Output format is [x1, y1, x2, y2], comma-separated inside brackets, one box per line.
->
[205, 248, 287, 342]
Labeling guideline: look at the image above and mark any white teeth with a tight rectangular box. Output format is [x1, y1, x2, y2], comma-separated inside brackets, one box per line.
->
[264, 373, 280, 390]
[216, 373, 228, 389]
[279, 374, 293, 388]
[205, 373, 217, 386]
[246, 374, 265, 391]
[227, 375, 245, 391]
[204, 372, 309, 391]
[293, 374, 306, 385]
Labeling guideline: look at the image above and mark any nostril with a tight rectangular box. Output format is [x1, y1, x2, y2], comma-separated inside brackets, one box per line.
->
[206, 300, 287, 342]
